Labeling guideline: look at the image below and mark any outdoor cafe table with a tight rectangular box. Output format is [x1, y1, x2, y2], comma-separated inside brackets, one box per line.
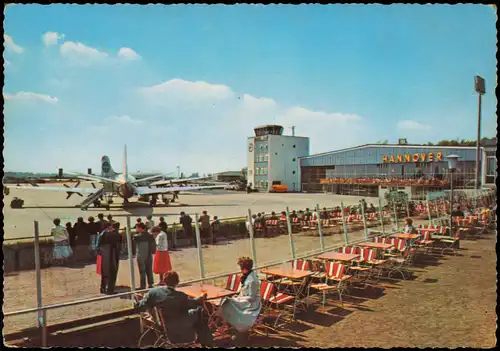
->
[177, 283, 237, 338]
[417, 228, 438, 232]
[390, 233, 421, 240]
[358, 242, 394, 250]
[177, 283, 237, 301]
[260, 267, 315, 315]
[315, 252, 360, 262]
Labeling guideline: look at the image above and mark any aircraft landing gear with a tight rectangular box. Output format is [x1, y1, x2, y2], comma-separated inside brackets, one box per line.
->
[150, 195, 157, 207]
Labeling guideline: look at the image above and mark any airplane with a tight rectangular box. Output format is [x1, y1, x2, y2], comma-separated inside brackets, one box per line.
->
[5, 145, 228, 209]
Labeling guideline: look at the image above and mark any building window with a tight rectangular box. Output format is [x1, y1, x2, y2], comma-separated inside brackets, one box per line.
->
[292, 158, 296, 162]
[275, 152, 278, 155]
[292, 171, 296, 175]
[293, 145, 296, 148]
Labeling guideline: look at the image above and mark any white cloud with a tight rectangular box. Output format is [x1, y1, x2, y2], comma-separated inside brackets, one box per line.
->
[4, 34, 24, 54]
[42, 31, 65, 46]
[60, 41, 108, 65]
[106, 115, 144, 125]
[135, 78, 369, 172]
[4, 59, 11, 67]
[397, 120, 431, 131]
[3, 91, 58, 104]
[118, 47, 141, 60]
[138, 79, 235, 106]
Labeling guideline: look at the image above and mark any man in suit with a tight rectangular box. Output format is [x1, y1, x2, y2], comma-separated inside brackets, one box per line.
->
[97, 222, 122, 294]
[134, 271, 213, 346]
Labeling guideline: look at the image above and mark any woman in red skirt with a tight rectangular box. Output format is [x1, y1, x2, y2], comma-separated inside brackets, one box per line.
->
[152, 226, 172, 284]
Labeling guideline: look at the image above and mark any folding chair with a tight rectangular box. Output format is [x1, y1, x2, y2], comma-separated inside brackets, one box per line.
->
[385, 247, 416, 280]
[260, 281, 295, 327]
[136, 298, 197, 348]
[310, 262, 351, 308]
[226, 274, 241, 292]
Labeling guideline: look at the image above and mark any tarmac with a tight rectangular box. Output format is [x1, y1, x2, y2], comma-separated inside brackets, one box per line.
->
[3, 182, 373, 240]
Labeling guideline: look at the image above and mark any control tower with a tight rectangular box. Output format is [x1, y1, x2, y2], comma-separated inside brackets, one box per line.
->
[247, 124, 309, 192]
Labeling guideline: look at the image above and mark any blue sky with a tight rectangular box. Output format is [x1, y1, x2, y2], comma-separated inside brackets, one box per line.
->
[3, 4, 497, 173]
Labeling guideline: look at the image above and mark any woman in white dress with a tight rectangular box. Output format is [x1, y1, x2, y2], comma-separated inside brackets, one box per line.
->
[219, 257, 261, 342]
[51, 218, 73, 265]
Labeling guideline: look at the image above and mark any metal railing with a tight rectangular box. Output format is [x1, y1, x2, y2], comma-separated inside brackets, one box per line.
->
[4, 189, 494, 347]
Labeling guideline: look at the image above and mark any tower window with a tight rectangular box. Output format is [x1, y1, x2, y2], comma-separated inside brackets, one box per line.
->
[293, 145, 296, 148]
[292, 171, 296, 175]
[292, 158, 296, 162]
[275, 152, 278, 155]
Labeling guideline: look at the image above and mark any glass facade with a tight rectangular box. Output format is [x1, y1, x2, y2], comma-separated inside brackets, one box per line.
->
[300, 145, 481, 194]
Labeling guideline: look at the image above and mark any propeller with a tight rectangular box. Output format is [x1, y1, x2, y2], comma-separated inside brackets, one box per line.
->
[63, 180, 83, 199]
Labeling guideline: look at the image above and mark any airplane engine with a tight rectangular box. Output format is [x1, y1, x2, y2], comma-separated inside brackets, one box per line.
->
[117, 184, 134, 199]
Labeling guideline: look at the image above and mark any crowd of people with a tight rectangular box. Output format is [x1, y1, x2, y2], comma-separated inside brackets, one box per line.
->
[49, 211, 224, 294]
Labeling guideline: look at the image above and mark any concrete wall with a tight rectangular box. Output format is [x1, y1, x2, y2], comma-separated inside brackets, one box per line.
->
[268, 135, 309, 192]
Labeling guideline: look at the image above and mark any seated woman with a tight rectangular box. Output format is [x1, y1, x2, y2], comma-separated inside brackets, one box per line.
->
[403, 218, 418, 234]
[218, 257, 261, 341]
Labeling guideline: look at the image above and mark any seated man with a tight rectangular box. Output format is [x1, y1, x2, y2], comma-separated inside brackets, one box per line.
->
[134, 271, 213, 347]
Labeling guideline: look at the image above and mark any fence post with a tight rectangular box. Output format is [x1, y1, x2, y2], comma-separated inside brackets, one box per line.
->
[426, 193, 432, 226]
[360, 200, 369, 240]
[315, 204, 325, 251]
[378, 197, 385, 235]
[285, 207, 296, 260]
[340, 201, 349, 244]
[194, 214, 205, 279]
[34, 221, 47, 347]
[172, 222, 177, 248]
[392, 200, 399, 232]
[125, 216, 136, 293]
[405, 198, 411, 219]
[247, 209, 258, 266]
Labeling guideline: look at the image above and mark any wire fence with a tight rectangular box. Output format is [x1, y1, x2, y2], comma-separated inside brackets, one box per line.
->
[3, 187, 496, 345]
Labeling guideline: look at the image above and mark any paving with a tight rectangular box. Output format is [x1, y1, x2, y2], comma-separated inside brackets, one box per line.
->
[5, 227, 496, 348]
[4, 183, 370, 240]
[3, 223, 374, 335]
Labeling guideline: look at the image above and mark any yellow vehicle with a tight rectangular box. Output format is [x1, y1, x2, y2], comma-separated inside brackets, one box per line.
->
[270, 181, 288, 193]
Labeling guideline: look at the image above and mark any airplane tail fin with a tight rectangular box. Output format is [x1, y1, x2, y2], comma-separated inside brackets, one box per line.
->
[101, 156, 117, 177]
[123, 144, 128, 181]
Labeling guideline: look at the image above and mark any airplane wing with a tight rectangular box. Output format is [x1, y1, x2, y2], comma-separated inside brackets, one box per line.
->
[6, 185, 99, 194]
[135, 184, 227, 196]
[129, 173, 168, 184]
[66, 172, 122, 184]
[150, 176, 215, 186]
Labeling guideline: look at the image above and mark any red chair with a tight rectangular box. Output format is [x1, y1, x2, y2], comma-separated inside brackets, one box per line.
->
[260, 281, 295, 326]
[225, 274, 241, 292]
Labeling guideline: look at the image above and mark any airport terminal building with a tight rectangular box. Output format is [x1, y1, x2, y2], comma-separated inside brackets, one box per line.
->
[247, 125, 309, 192]
[298, 140, 496, 199]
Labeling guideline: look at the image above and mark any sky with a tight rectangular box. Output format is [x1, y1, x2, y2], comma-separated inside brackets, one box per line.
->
[3, 4, 497, 174]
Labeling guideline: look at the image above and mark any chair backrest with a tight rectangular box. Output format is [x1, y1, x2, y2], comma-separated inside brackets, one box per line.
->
[290, 259, 310, 271]
[421, 231, 431, 240]
[226, 274, 241, 292]
[384, 237, 392, 244]
[265, 220, 272, 226]
[292, 217, 299, 223]
[360, 248, 375, 262]
[260, 281, 276, 300]
[325, 261, 345, 279]
[391, 238, 406, 251]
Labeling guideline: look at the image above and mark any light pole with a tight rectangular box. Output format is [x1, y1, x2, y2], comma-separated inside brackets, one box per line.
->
[474, 76, 485, 207]
[446, 154, 460, 237]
